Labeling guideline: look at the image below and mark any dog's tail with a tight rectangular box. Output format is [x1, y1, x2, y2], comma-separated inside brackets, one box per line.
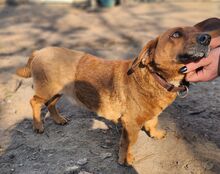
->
[16, 53, 35, 78]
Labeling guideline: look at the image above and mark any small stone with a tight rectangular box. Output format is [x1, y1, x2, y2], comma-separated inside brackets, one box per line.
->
[56, 130, 62, 134]
[31, 156, 37, 160]
[211, 81, 216, 85]
[72, 145, 78, 149]
[91, 119, 109, 130]
[64, 165, 80, 174]
[69, 160, 74, 164]
[48, 154, 53, 157]
[100, 145, 110, 149]
[105, 139, 113, 146]
[105, 140, 111, 144]
[101, 130, 107, 134]
[79, 171, 93, 174]
[10, 168, 15, 172]
[100, 152, 112, 160]
[9, 154, 15, 159]
[18, 163, 23, 167]
[77, 158, 88, 166]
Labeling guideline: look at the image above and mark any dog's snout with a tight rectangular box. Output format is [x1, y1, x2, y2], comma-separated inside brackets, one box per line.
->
[196, 34, 211, 46]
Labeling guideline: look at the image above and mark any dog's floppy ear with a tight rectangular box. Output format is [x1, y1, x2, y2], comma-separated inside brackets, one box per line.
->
[194, 17, 220, 32]
[127, 37, 158, 75]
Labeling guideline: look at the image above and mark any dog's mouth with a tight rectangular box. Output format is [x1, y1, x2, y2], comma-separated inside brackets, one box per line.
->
[177, 46, 210, 64]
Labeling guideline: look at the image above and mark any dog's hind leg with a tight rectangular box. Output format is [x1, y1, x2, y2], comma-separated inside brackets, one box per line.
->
[46, 94, 68, 125]
[30, 95, 46, 133]
[144, 116, 166, 139]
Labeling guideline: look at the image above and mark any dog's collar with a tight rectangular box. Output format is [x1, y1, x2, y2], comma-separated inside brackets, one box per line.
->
[146, 65, 189, 98]
[127, 60, 189, 98]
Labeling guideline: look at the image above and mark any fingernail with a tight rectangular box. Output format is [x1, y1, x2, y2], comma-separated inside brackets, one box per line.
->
[179, 66, 187, 73]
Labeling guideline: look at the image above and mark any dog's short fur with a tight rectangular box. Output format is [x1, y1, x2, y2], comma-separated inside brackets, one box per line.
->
[16, 18, 219, 165]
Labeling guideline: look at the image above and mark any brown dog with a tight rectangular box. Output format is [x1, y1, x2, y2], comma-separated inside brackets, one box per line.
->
[16, 18, 219, 165]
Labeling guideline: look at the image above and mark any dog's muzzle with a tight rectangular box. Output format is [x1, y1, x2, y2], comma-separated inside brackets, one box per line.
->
[177, 33, 211, 64]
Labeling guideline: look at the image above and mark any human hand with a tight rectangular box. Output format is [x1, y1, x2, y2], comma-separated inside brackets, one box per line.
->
[179, 36, 220, 82]
[210, 36, 220, 48]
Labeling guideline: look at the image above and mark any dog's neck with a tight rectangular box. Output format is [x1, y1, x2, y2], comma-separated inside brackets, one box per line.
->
[131, 61, 185, 94]
[147, 61, 185, 86]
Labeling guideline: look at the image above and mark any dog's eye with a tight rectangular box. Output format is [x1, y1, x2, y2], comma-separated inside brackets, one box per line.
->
[171, 31, 182, 38]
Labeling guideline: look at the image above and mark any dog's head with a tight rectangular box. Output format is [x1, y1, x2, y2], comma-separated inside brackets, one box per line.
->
[128, 26, 212, 76]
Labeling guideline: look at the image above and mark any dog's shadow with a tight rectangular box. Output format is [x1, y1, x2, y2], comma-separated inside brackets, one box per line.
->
[0, 94, 138, 174]
[1, 80, 220, 174]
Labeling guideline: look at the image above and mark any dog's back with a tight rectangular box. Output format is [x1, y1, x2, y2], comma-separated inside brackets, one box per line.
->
[17, 47, 85, 98]
[16, 47, 131, 122]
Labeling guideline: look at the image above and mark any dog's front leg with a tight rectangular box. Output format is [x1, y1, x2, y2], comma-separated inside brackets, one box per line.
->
[118, 119, 140, 166]
[144, 116, 166, 139]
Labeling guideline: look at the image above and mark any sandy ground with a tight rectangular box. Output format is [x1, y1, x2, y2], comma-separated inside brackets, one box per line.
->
[0, 2, 220, 174]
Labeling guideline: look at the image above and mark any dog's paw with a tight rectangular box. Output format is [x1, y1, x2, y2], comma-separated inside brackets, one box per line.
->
[126, 153, 135, 166]
[150, 129, 166, 139]
[33, 123, 44, 134]
[118, 156, 126, 165]
[53, 116, 69, 125]
[118, 153, 134, 166]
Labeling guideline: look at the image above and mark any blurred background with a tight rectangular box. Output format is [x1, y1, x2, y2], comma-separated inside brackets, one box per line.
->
[0, 0, 220, 174]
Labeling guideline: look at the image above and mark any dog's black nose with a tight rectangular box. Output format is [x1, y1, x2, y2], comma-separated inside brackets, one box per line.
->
[197, 34, 211, 46]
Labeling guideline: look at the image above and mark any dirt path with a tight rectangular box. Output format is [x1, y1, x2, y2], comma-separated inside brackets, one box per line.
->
[0, 2, 220, 174]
